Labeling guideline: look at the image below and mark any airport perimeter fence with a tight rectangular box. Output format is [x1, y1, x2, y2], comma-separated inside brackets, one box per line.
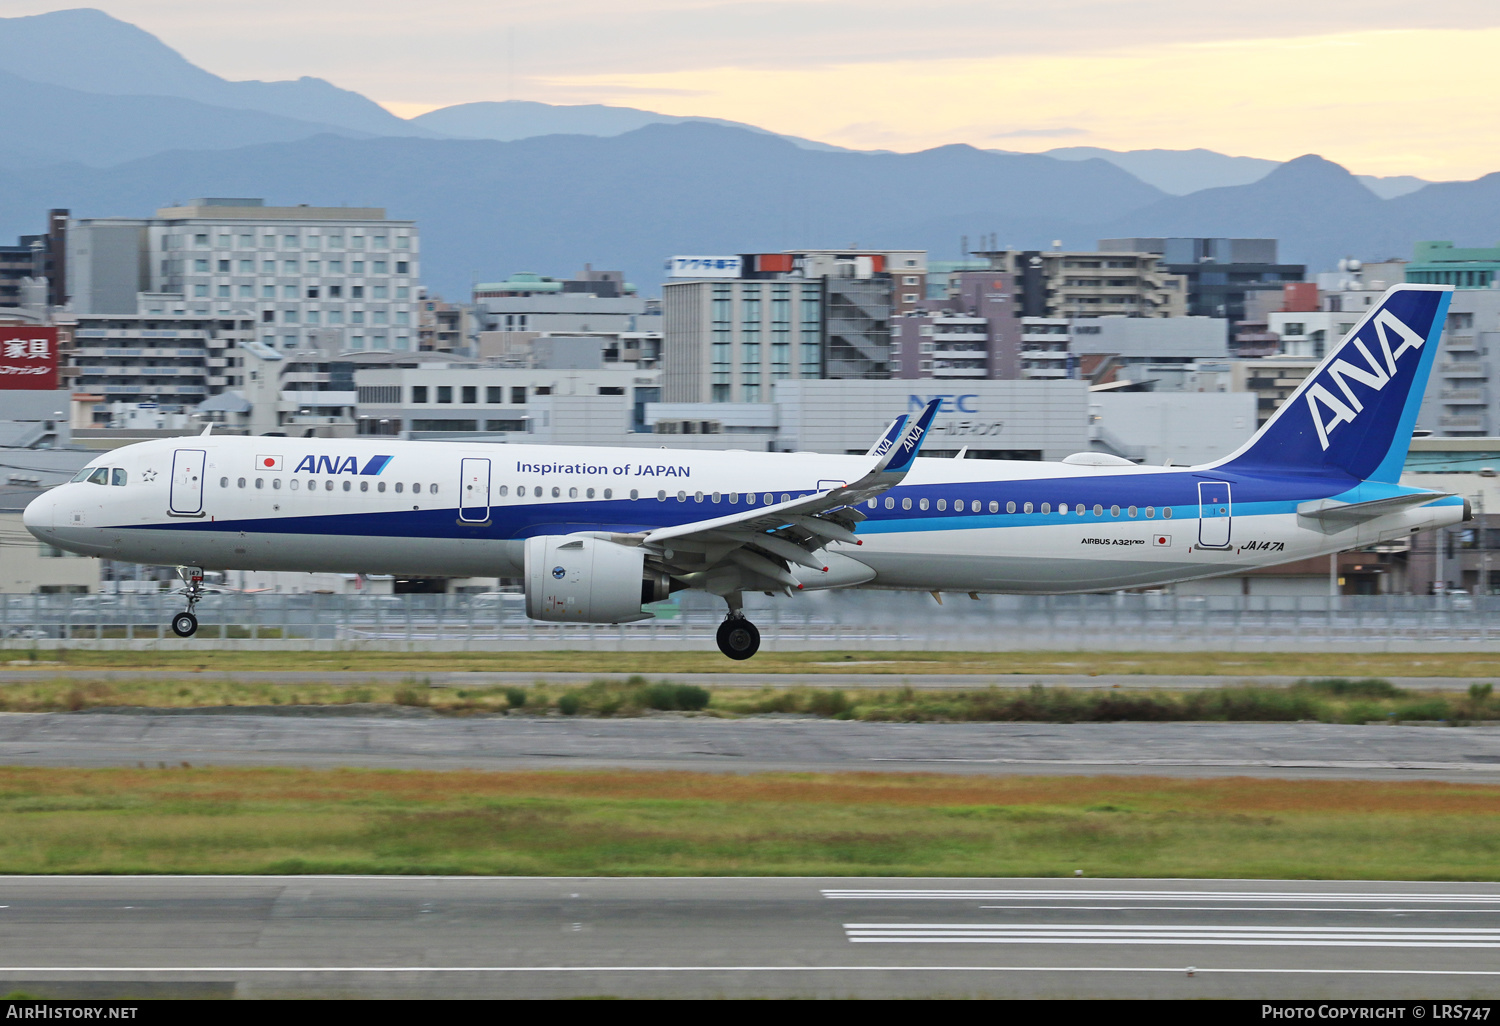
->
[5, 590, 1500, 651]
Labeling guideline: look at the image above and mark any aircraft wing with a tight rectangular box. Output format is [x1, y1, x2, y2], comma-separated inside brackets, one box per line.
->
[615, 400, 941, 590]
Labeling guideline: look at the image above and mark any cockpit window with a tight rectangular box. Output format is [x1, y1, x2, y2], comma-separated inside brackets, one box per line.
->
[111, 468, 127, 487]
[85, 467, 109, 486]
[71, 467, 95, 483]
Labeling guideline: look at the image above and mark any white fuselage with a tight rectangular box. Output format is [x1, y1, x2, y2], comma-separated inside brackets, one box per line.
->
[23, 434, 1465, 595]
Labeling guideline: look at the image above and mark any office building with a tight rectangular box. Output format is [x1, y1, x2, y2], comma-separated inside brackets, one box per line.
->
[662, 249, 925, 401]
[1407, 241, 1500, 289]
[0, 210, 67, 311]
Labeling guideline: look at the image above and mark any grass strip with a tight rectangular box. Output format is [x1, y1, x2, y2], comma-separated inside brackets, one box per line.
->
[0, 675, 1494, 724]
[6, 648, 1500, 678]
[0, 767, 1496, 879]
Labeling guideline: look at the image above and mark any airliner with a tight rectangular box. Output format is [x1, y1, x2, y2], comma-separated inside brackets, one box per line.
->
[24, 284, 1465, 659]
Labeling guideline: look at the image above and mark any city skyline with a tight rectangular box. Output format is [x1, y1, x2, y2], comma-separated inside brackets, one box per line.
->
[0, 2, 1495, 181]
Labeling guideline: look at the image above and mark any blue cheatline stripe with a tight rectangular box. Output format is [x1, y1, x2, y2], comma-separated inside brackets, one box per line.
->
[359, 455, 393, 476]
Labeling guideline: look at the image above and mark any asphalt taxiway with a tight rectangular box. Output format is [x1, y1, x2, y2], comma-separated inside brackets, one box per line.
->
[1, 877, 1497, 998]
[1, 711, 1498, 781]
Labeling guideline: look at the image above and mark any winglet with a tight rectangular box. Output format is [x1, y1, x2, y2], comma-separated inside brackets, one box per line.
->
[883, 399, 941, 475]
[866, 414, 910, 466]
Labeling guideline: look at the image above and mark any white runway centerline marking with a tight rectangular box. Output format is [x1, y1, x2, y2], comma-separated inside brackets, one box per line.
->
[843, 923, 1500, 948]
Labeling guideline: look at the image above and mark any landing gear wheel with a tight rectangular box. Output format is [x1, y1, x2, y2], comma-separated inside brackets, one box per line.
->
[171, 612, 198, 638]
[716, 618, 760, 661]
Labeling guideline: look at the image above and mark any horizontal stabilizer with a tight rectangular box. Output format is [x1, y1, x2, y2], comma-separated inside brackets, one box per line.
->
[1297, 492, 1453, 523]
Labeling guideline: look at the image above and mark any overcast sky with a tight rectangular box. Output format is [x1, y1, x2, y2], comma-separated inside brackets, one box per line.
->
[5, 1, 1498, 179]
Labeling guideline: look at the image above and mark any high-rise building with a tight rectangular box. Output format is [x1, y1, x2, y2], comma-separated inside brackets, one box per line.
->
[68, 199, 420, 353]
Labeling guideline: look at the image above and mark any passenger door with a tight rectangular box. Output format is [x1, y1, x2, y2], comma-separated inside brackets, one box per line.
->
[1197, 480, 1232, 549]
[169, 448, 207, 517]
[459, 457, 491, 523]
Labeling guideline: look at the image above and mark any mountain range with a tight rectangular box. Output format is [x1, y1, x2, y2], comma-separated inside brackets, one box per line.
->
[0, 7, 1487, 297]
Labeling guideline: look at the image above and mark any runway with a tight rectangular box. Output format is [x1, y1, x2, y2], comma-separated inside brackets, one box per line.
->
[2, 711, 1499, 781]
[0, 669, 1491, 691]
[1, 877, 1498, 998]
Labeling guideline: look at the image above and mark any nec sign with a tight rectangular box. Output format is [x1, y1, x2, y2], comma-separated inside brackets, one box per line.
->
[292, 454, 393, 475]
[910, 394, 979, 414]
[1303, 310, 1426, 451]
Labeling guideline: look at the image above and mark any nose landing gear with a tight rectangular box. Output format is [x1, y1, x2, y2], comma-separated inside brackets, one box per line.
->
[170, 566, 205, 638]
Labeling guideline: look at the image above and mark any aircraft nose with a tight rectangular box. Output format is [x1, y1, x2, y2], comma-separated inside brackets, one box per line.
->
[22, 489, 57, 541]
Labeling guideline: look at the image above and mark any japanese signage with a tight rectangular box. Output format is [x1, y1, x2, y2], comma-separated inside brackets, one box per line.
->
[0, 327, 57, 390]
[667, 255, 743, 278]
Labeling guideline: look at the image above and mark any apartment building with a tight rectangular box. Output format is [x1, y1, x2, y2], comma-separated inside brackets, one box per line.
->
[1102, 238, 1304, 325]
[974, 247, 1187, 319]
[69, 199, 420, 353]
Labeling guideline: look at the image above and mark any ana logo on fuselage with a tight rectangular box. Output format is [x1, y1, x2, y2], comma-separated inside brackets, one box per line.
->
[292, 454, 393, 476]
[1304, 310, 1427, 450]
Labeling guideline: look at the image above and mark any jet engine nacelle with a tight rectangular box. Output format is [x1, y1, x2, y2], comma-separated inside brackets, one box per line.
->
[523, 534, 670, 623]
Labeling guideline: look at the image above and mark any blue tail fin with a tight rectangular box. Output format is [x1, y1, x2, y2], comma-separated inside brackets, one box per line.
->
[1216, 284, 1452, 483]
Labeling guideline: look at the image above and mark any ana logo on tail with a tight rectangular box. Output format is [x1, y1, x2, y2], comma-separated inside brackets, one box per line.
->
[1305, 309, 1427, 450]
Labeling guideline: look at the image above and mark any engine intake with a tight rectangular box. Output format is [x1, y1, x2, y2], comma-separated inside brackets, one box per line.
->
[524, 534, 665, 623]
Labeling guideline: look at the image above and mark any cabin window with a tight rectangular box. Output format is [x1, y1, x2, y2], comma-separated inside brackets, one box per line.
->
[290, 480, 300, 491]
[430, 484, 438, 494]
[377, 482, 385, 493]
[919, 498, 929, 511]
[413, 483, 422, 494]
[568, 487, 579, 498]
[111, 469, 128, 486]
[1006, 501, 1016, 513]
[658, 490, 667, 501]
[677, 491, 687, 502]
[1163, 507, 1174, 519]
[273, 478, 281, 490]
[220, 477, 229, 488]
[603, 489, 612, 499]
[885, 497, 894, 509]
[254, 478, 263, 490]
[343, 481, 352, 492]
[712, 492, 721, 503]
[1111, 505, 1120, 517]
[695, 491, 704, 502]
[585, 488, 593, 499]
[1041, 503, 1051, 514]
[497, 485, 508, 497]
[780, 494, 789, 504]
[936, 499, 946, 511]
[395, 482, 404, 493]
[953, 500, 963, 512]
[1093, 504, 1103, 516]
[237, 478, 246, 488]
[552, 487, 561, 498]
[360, 481, 368, 492]
[989, 500, 999, 513]
[325, 480, 334, 491]
[1144, 507, 1154, 518]
[746, 493, 757, 505]
[1128, 506, 1137, 517]
[1023, 502, 1033, 514]
[901, 497, 912, 510]
[630, 489, 639, 500]
[867, 499, 877, 509]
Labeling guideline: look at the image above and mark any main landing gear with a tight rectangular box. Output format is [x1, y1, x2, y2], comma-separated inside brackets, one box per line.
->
[171, 566, 205, 638]
[715, 593, 760, 660]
